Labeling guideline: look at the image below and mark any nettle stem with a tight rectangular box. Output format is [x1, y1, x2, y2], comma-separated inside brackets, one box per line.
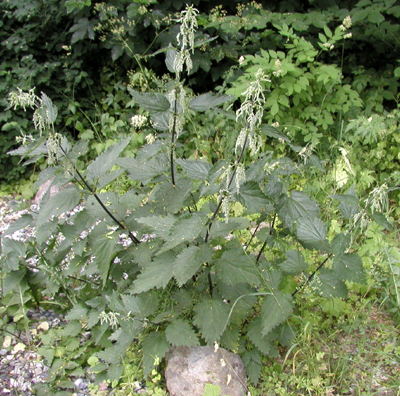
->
[170, 88, 179, 186]
[256, 213, 276, 263]
[59, 146, 141, 245]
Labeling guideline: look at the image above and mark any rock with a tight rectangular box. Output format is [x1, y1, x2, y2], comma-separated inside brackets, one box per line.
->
[165, 346, 247, 396]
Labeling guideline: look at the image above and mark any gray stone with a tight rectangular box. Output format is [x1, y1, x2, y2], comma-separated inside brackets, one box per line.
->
[165, 346, 247, 396]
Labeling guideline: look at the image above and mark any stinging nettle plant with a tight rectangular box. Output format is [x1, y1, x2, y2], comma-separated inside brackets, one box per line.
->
[1, 5, 371, 388]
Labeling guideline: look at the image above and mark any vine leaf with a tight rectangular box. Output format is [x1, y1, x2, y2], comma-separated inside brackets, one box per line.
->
[165, 319, 199, 347]
[193, 299, 229, 344]
[261, 291, 293, 336]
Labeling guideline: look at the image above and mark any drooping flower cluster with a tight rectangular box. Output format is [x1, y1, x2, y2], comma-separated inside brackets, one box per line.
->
[174, 5, 199, 76]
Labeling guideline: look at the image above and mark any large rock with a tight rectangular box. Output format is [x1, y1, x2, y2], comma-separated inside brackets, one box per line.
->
[165, 346, 247, 396]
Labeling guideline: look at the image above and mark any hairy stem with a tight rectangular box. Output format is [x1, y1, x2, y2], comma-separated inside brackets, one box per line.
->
[256, 213, 276, 263]
[170, 88, 179, 186]
[59, 146, 140, 245]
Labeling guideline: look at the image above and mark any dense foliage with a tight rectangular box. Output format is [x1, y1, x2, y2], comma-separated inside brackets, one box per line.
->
[0, 1, 399, 394]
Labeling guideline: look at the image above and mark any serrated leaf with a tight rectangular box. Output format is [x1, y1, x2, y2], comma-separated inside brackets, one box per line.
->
[216, 247, 260, 286]
[91, 236, 118, 286]
[136, 215, 176, 240]
[332, 193, 359, 219]
[158, 215, 205, 253]
[165, 46, 178, 73]
[333, 253, 364, 283]
[128, 89, 170, 113]
[261, 291, 293, 336]
[260, 125, 291, 143]
[132, 251, 175, 293]
[142, 331, 169, 376]
[176, 159, 211, 180]
[317, 269, 348, 298]
[3, 214, 33, 236]
[41, 93, 58, 123]
[239, 181, 272, 213]
[247, 318, 276, 355]
[331, 233, 351, 257]
[242, 349, 262, 385]
[189, 93, 232, 112]
[278, 191, 320, 229]
[121, 292, 159, 318]
[87, 137, 130, 183]
[194, 299, 229, 344]
[37, 187, 80, 226]
[296, 217, 329, 251]
[65, 304, 88, 321]
[279, 250, 307, 275]
[173, 245, 212, 287]
[150, 180, 192, 214]
[165, 319, 199, 346]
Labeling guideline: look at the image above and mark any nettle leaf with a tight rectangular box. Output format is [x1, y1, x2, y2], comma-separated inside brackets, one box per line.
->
[118, 156, 165, 183]
[173, 245, 212, 287]
[239, 181, 273, 213]
[91, 236, 119, 286]
[331, 233, 351, 257]
[278, 191, 320, 229]
[132, 251, 175, 293]
[37, 187, 81, 226]
[242, 349, 262, 385]
[194, 298, 229, 344]
[142, 331, 169, 376]
[128, 89, 170, 113]
[296, 217, 330, 251]
[216, 246, 260, 286]
[332, 192, 359, 220]
[247, 318, 277, 356]
[165, 46, 179, 73]
[121, 292, 159, 318]
[176, 159, 211, 180]
[279, 250, 307, 275]
[261, 291, 293, 336]
[3, 214, 33, 236]
[333, 253, 365, 283]
[158, 215, 205, 253]
[189, 93, 232, 112]
[317, 269, 348, 298]
[165, 319, 199, 347]
[87, 137, 130, 183]
[136, 215, 176, 240]
[150, 180, 192, 214]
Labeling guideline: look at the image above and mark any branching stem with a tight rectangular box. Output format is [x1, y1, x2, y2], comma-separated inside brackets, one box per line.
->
[170, 88, 179, 186]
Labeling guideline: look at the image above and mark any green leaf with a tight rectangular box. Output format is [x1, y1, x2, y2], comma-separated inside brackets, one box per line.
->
[333, 253, 364, 283]
[158, 215, 205, 253]
[37, 187, 81, 226]
[247, 318, 276, 355]
[318, 269, 348, 298]
[296, 217, 329, 251]
[242, 349, 262, 385]
[121, 292, 159, 318]
[239, 181, 273, 213]
[128, 89, 170, 113]
[194, 298, 229, 344]
[91, 236, 118, 286]
[87, 137, 130, 183]
[176, 159, 211, 180]
[150, 180, 192, 214]
[216, 247, 260, 286]
[173, 245, 212, 287]
[278, 191, 320, 229]
[65, 304, 88, 321]
[142, 331, 169, 376]
[189, 93, 232, 112]
[202, 384, 222, 396]
[136, 215, 176, 240]
[132, 251, 175, 293]
[165, 46, 178, 74]
[332, 193, 359, 219]
[3, 214, 33, 236]
[331, 233, 351, 257]
[165, 319, 199, 347]
[261, 291, 293, 336]
[41, 93, 58, 123]
[279, 250, 307, 275]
